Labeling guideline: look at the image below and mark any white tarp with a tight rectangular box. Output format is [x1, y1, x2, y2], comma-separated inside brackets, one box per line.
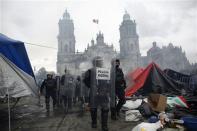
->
[125, 110, 142, 121]
[123, 99, 143, 110]
[132, 121, 162, 131]
[0, 54, 38, 98]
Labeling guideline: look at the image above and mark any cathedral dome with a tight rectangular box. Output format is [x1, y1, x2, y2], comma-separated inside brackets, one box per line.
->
[123, 11, 130, 21]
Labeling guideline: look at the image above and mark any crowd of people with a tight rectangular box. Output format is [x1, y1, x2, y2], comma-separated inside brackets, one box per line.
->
[39, 57, 126, 131]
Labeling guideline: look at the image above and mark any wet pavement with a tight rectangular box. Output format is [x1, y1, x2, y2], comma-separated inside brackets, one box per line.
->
[0, 96, 138, 131]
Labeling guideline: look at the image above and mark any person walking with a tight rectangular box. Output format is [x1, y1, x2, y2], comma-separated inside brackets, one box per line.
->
[40, 73, 57, 112]
[111, 59, 126, 120]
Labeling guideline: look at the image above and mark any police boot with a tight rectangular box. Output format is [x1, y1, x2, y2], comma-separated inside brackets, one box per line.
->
[90, 108, 97, 128]
[46, 107, 49, 112]
[116, 98, 126, 117]
[45, 97, 50, 112]
[46, 104, 50, 113]
[52, 98, 57, 109]
[110, 107, 117, 120]
[101, 109, 109, 131]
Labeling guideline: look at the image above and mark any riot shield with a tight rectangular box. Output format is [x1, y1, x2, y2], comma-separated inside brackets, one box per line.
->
[110, 60, 116, 108]
[81, 72, 89, 103]
[63, 74, 75, 99]
[55, 76, 61, 106]
[60, 73, 76, 112]
[89, 67, 111, 109]
[83, 83, 89, 103]
[75, 77, 82, 98]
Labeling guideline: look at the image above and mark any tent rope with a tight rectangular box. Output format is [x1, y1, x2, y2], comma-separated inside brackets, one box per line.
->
[7, 87, 11, 131]
[25, 42, 57, 50]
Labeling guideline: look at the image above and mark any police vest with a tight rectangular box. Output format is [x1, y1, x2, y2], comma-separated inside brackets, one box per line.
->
[45, 79, 56, 90]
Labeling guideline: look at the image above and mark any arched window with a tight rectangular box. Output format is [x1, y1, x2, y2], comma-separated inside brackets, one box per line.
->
[130, 44, 133, 50]
[127, 43, 130, 51]
[64, 44, 68, 53]
[60, 41, 62, 52]
[69, 42, 72, 53]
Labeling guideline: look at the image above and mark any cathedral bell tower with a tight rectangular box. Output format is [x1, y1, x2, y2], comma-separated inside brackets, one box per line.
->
[119, 11, 140, 57]
[119, 11, 141, 70]
[57, 10, 76, 75]
[57, 10, 75, 55]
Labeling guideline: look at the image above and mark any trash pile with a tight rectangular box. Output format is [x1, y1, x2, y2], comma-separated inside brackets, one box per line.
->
[123, 63, 197, 131]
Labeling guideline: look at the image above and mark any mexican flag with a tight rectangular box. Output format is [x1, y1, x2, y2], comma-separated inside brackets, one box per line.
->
[167, 96, 189, 108]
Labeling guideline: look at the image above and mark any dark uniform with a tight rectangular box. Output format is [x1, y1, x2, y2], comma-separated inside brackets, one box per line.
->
[111, 59, 126, 119]
[83, 56, 111, 131]
[55, 75, 61, 106]
[40, 74, 57, 111]
[81, 72, 90, 103]
[74, 76, 82, 103]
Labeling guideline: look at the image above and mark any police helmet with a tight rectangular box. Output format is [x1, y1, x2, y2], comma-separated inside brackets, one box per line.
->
[115, 59, 120, 63]
[92, 56, 103, 67]
[47, 73, 53, 78]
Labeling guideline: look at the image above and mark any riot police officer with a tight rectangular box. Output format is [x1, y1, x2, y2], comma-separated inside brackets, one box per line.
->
[111, 59, 126, 120]
[60, 69, 75, 113]
[40, 73, 57, 112]
[83, 56, 112, 131]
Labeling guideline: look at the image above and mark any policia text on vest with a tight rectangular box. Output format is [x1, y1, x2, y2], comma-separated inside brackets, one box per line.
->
[96, 68, 110, 80]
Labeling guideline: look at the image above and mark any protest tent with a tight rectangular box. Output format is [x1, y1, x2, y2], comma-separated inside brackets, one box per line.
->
[0, 33, 38, 98]
[127, 67, 144, 82]
[125, 62, 181, 97]
[0, 33, 39, 131]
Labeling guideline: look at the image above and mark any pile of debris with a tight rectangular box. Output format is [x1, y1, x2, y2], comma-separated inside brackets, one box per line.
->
[123, 63, 197, 131]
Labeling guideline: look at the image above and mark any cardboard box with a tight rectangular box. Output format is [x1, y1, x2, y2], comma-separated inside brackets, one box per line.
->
[148, 93, 167, 112]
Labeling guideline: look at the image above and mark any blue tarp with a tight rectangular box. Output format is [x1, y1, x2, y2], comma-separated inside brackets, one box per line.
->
[0, 33, 34, 77]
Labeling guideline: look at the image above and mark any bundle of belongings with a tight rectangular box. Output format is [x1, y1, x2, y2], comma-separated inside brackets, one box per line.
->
[132, 112, 169, 131]
[131, 112, 185, 131]
[124, 94, 189, 121]
[123, 62, 197, 130]
[123, 94, 197, 131]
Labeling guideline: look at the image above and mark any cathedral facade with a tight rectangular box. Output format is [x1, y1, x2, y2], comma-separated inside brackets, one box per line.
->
[57, 10, 190, 75]
[143, 42, 190, 71]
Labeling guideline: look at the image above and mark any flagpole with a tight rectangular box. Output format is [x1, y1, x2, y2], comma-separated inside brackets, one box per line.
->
[4, 73, 11, 131]
[97, 21, 100, 32]
[93, 19, 100, 33]
[7, 86, 11, 131]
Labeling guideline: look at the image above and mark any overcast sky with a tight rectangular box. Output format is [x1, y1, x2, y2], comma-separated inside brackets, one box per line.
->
[1, 0, 197, 72]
